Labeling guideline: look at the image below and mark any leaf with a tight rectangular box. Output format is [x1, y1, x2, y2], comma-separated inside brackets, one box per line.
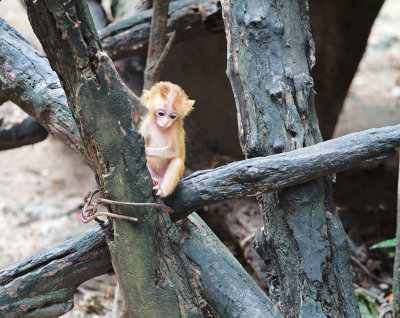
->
[370, 238, 396, 249]
[358, 302, 378, 318]
[356, 289, 378, 318]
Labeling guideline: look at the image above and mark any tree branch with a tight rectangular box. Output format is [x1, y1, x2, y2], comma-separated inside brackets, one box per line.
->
[0, 215, 281, 318]
[0, 116, 48, 150]
[100, 0, 223, 60]
[143, 0, 171, 90]
[0, 225, 112, 318]
[0, 18, 88, 160]
[167, 124, 400, 220]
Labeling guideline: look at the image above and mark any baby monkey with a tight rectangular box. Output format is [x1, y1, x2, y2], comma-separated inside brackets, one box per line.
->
[140, 82, 195, 198]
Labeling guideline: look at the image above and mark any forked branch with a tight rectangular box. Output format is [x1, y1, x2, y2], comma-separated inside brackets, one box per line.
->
[143, 0, 172, 89]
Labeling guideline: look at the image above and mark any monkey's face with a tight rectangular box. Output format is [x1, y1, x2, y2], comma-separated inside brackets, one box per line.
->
[155, 109, 179, 129]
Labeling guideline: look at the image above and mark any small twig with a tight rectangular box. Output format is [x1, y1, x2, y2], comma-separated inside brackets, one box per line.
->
[82, 189, 174, 224]
[351, 255, 387, 284]
[353, 283, 386, 303]
[143, 0, 171, 90]
[152, 30, 176, 76]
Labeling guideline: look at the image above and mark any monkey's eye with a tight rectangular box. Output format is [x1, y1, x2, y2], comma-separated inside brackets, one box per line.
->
[157, 111, 165, 117]
[170, 114, 177, 120]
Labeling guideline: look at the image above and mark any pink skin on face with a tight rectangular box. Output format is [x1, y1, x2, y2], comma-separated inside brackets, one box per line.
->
[155, 108, 178, 129]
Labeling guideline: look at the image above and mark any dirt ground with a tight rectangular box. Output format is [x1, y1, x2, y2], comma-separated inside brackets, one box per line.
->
[0, 0, 399, 317]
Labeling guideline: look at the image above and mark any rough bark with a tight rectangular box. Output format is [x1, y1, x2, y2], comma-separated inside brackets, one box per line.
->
[309, 0, 384, 139]
[204, 199, 269, 290]
[180, 214, 281, 318]
[24, 1, 208, 317]
[100, 0, 223, 60]
[0, 116, 48, 150]
[222, 0, 360, 317]
[0, 214, 281, 318]
[0, 18, 87, 159]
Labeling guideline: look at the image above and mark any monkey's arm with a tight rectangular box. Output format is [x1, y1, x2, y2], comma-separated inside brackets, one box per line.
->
[157, 157, 184, 198]
[155, 130, 185, 197]
[146, 146, 177, 158]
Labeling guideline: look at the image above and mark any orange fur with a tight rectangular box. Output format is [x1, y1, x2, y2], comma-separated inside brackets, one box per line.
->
[139, 82, 194, 198]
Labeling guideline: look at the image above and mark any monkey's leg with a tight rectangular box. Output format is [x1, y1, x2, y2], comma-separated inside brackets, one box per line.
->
[158, 158, 184, 198]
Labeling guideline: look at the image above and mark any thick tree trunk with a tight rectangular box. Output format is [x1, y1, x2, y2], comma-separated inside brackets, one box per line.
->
[222, 0, 360, 317]
[24, 1, 208, 317]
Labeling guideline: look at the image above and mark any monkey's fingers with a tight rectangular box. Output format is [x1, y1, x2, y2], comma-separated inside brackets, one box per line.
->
[153, 184, 160, 191]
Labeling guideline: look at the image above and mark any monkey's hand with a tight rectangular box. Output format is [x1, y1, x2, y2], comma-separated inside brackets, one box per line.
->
[152, 183, 168, 198]
[152, 178, 160, 191]
[152, 178, 165, 197]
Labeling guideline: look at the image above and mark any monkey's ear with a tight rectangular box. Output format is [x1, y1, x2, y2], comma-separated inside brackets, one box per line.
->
[187, 100, 195, 109]
[182, 99, 195, 117]
[142, 90, 151, 104]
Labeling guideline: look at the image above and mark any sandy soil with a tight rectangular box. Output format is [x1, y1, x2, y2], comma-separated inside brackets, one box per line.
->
[0, 0, 399, 317]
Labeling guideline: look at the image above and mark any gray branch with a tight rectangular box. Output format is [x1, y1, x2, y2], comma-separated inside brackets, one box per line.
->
[0, 116, 48, 150]
[168, 124, 400, 220]
[0, 214, 281, 318]
[143, 0, 171, 90]
[100, 0, 223, 60]
[0, 18, 88, 160]
[0, 225, 112, 318]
